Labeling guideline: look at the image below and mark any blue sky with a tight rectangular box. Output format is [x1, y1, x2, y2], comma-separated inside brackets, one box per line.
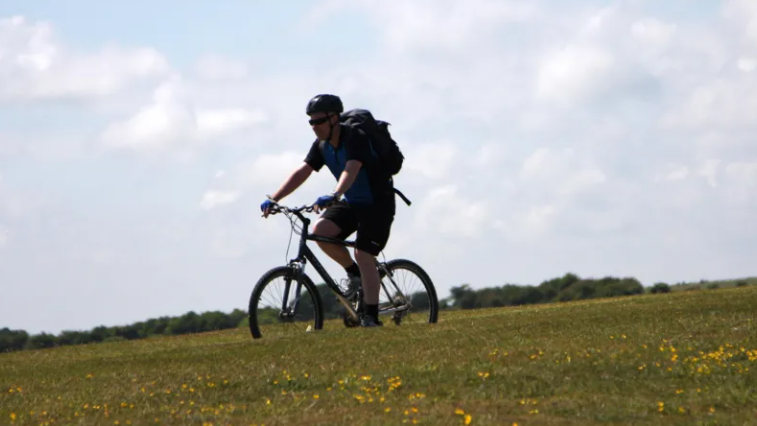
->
[1, 0, 756, 335]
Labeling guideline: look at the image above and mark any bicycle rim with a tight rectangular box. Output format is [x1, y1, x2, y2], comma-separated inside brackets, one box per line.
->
[248, 266, 323, 339]
[378, 259, 439, 325]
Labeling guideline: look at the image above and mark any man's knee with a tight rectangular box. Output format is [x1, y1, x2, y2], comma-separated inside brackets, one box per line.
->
[313, 218, 342, 238]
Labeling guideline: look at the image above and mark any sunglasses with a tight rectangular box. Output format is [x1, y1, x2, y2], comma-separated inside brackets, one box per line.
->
[308, 116, 330, 126]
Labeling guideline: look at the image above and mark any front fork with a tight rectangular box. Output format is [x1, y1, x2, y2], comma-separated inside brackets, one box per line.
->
[286, 258, 361, 322]
[278, 261, 306, 320]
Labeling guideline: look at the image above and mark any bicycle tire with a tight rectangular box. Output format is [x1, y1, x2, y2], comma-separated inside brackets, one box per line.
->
[381, 258, 439, 325]
[248, 266, 324, 339]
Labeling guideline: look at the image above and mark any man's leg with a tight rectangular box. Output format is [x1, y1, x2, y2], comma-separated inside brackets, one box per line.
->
[312, 202, 360, 277]
[312, 218, 352, 268]
[354, 203, 395, 325]
[355, 249, 380, 304]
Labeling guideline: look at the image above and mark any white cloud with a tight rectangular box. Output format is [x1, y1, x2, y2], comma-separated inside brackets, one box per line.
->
[698, 159, 721, 188]
[723, 0, 757, 45]
[100, 76, 268, 154]
[199, 190, 242, 210]
[722, 161, 757, 204]
[631, 18, 677, 46]
[521, 147, 607, 197]
[0, 16, 169, 103]
[535, 44, 615, 106]
[658, 164, 689, 181]
[404, 142, 459, 180]
[198, 150, 319, 216]
[412, 184, 492, 238]
[377, 1, 537, 55]
[237, 151, 309, 188]
[738, 57, 757, 72]
[662, 76, 757, 130]
[0, 225, 8, 249]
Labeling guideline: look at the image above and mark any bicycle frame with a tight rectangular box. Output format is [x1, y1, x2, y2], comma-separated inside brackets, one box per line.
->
[277, 205, 409, 323]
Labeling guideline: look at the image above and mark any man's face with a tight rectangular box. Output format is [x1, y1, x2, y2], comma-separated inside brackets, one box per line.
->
[308, 112, 335, 140]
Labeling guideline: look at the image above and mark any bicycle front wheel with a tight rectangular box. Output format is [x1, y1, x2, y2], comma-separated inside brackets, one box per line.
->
[248, 266, 324, 339]
[378, 259, 439, 325]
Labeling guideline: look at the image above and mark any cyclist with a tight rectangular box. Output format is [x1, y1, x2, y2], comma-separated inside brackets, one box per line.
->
[260, 94, 396, 327]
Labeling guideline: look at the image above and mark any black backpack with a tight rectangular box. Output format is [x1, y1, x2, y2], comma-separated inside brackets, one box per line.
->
[320, 108, 412, 206]
[342, 109, 404, 176]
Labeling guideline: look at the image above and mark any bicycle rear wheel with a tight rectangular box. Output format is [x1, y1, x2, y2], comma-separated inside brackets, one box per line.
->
[378, 259, 439, 325]
[248, 266, 324, 339]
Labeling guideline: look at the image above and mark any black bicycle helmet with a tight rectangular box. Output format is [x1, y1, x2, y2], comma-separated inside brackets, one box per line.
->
[306, 94, 343, 115]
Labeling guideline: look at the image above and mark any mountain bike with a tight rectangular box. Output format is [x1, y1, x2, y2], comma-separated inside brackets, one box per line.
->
[248, 201, 439, 339]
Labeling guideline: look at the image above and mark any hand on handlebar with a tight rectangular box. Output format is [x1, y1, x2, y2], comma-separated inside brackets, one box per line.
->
[261, 198, 277, 218]
[313, 193, 339, 214]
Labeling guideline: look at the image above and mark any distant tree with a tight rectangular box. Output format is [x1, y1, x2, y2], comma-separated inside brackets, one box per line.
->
[410, 291, 431, 310]
[650, 283, 671, 294]
[477, 287, 505, 308]
[90, 325, 113, 342]
[498, 285, 523, 306]
[617, 278, 644, 296]
[199, 311, 236, 331]
[578, 282, 598, 299]
[165, 311, 201, 335]
[0, 328, 29, 352]
[449, 284, 476, 309]
[515, 286, 545, 305]
[538, 273, 580, 300]
[459, 292, 478, 309]
[228, 309, 247, 326]
[142, 317, 171, 336]
[736, 280, 748, 287]
[57, 330, 94, 346]
[114, 324, 142, 340]
[24, 333, 57, 350]
[706, 283, 719, 290]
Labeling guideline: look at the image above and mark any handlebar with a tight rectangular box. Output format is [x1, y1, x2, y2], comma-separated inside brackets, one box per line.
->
[263, 201, 318, 216]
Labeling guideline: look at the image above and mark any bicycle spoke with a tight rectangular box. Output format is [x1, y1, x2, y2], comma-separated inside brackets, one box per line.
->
[377, 260, 437, 325]
[250, 269, 320, 338]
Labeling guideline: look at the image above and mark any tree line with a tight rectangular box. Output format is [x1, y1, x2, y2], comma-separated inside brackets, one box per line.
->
[442, 273, 644, 310]
[1, 309, 248, 353]
[2, 273, 751, 353]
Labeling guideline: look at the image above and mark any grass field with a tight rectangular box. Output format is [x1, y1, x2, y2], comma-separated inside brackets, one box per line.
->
[2, 286, 756, 426]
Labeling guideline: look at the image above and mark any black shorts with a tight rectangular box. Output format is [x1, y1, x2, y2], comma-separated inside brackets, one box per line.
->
[320, 200, 395, 256]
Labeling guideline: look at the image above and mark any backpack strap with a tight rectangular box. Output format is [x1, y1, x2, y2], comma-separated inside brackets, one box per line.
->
[394, 188, 412, 206]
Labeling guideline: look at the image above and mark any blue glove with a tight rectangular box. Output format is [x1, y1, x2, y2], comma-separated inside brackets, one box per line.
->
[315, 193, 338, 209]
[260, 199, 275, 213]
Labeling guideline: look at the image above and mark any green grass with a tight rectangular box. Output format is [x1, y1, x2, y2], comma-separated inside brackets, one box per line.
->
[2, 287, 756, 426]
